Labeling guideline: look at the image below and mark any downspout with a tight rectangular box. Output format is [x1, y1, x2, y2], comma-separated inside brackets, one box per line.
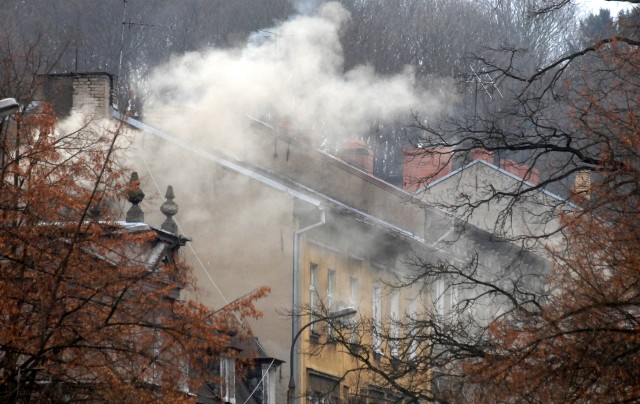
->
[291, 207, 326, 403]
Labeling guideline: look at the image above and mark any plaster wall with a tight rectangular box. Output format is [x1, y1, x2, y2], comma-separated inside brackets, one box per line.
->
[420, 162, 569, 247]
[133, 132, 298, 402]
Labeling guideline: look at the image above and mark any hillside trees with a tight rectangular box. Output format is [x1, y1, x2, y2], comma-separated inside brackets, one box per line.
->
[402, 1, 640, 402]
[305, 3, 640, 403]
[0, 44, 268, 402]
[1, 0, 293, 112]
[337, 0, 578, 184]
[465, 207, 640, 402]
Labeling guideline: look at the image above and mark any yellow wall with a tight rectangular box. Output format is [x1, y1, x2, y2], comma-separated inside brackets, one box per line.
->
[299, 238, 426, 400]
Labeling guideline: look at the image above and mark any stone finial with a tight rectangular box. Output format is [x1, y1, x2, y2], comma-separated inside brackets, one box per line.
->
[126, 172, 145, 223]
[160, 185, 178, 234]
[89, 197, 104, 220]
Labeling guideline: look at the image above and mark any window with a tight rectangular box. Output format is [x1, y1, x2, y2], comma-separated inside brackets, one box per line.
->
[408, 296, 418, 360]
[373, 284, 382, 353]
[434, 280, 458, 316]
[327, 270, 336, 310]
[310, 263, 318, 331]
[307, 370, 341, 404]
[389, 291, 400, 358]
[261, 362, 276, 404]
[327, 270, 336, 338]
[220, 356, 236, 403]
[243, 361, 275, 404]
[434, 280, 445, 315]
[349, 277, 358, 307]
[350, 277, 359, 343]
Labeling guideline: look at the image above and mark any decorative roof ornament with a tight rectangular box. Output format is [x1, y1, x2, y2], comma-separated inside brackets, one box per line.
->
[160, 185, 178, 234]
[89, 197, 105, 220]
[126, 172, 145, 223]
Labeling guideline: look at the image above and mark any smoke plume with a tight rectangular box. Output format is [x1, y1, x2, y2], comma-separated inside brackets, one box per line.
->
[142, 2, 453, 154]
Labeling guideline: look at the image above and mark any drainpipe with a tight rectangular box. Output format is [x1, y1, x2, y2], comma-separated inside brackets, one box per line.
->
[291, 207, 326, 404]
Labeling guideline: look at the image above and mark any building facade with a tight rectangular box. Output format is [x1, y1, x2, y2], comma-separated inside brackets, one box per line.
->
[41, 72, 553, 403]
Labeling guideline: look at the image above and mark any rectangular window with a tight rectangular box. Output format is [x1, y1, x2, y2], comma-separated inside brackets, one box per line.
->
[434, 279, 445, 315]
[327, 270, 336, 309]
[349, 277, 358, 307]
[220, 357, 236, 403]
[261, 363, 276, 404]
[434, 280, 458, 316]
[373, 284, 382, 353]
[408, 296, 418, 360]
[327, 270, 336, 338]
[350, 277, 359, 343]
[390, 290, 400, 358]
[310, 263, 318, 331]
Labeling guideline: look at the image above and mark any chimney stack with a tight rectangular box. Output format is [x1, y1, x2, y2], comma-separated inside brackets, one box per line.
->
[471, 148, 494, 164]
[402, 147, 452, 193]
[37, 72, 116, 119]
[336, 139, 374, 175]
[499, 160, 540, 185]
[72, 73, 114, 119]
[573, 170, 591, 199]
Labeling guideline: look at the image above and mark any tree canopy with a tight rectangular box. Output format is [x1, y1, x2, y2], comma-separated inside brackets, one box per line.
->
[0, 60, 268, 403]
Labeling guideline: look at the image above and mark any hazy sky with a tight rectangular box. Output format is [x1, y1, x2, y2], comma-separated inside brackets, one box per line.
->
[579, 0, 633, 15]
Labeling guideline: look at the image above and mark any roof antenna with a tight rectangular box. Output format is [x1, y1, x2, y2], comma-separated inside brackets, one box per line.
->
[468, 64, 503, 119]
[117, 0, 166, 111]
[118, 0, 128, 84]
[114, 0, 129, 111]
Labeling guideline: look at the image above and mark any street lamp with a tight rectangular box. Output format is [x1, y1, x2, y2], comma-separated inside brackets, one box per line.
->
[287, 307, 357, 404]
[0, 98, 19, 118]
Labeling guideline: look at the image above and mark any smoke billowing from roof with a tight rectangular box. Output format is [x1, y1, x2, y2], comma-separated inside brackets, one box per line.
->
[142, 2, 453, 152]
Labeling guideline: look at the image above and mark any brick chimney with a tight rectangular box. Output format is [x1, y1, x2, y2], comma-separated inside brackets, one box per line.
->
[71, 73, 115, 119]
[336, 139, 374, 175]
[573, 169, 591, 199]
[471, 148, 494, 164]
[403, 147, 452, 193]
[499, 160, 540, 185]
[38, 72, 116, 119]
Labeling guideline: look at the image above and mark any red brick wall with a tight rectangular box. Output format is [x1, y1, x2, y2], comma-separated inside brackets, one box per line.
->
[472, 148, 494, 164]
[336, 140, 374, 175]
[402, 147, 452, 192]
[500, 160, 540, 185]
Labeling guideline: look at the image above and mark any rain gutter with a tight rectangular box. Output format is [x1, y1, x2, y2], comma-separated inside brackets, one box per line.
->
[291, 207, 325, 403]
[112, 110, 322, 208]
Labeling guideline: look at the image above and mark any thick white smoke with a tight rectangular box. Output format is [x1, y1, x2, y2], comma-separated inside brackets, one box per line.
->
[142, 2, 453, 153]
[134, 2, 457, 332]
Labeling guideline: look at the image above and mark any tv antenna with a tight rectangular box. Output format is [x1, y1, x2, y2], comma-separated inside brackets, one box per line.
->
[117, 0, 170, 110]
[118, 0, 129, 82]
[468, 64, 503, 118]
